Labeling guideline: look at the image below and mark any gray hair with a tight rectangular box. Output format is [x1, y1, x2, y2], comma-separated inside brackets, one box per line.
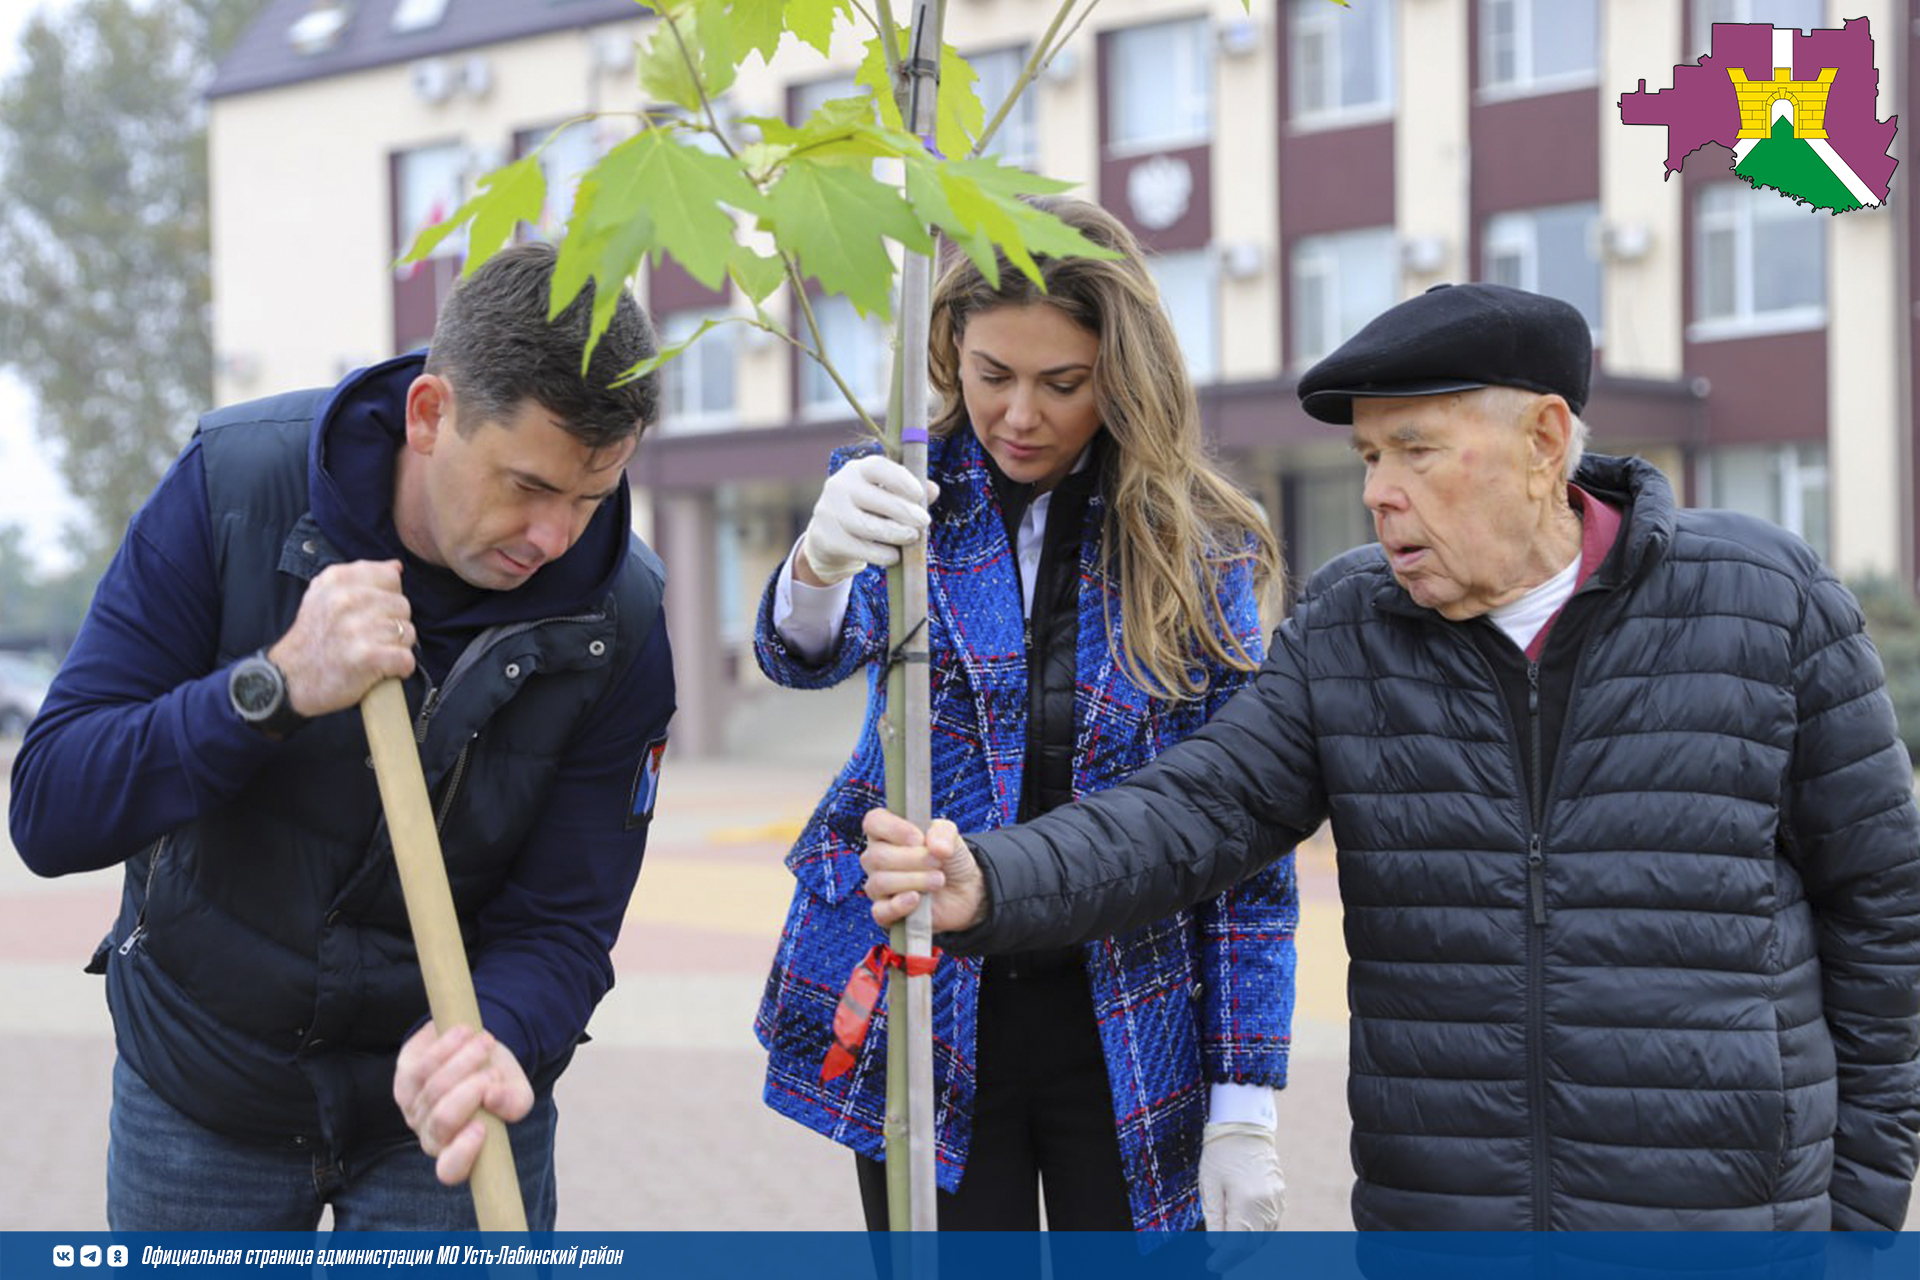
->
[1470, 386, 1589, 480]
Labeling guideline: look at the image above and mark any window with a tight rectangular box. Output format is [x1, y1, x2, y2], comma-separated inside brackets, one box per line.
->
[1704, 441, 1829, 562]
[968, 46, 1037, 168]
[391, 0, 449, 35]
[1147, 250, 1219, 385]
[394, 141, 468, 261]
[800, 293, 889, 416]
[391, 141, 470, 352]
[1481, 0, 1599, 95]
[1290, 0, 1393, 125]
[1107, 18, 1211, 152]
[1692, 0, 1824, 56]
[1693, 182, 1826, 335]
[516, 121, 604, 240]
[1290, 227, 1397, 366]
[1482, 202, 1603, 337]
[659, 309, 738, 431]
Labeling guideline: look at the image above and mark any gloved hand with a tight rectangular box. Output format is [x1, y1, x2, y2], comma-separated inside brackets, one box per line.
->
[1200, 1121, 1286, 1233]
[799, 454, 939, 586]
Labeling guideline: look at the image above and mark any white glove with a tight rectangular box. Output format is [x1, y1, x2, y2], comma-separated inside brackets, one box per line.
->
[799, 454, 939, 586]
[1200, 1121, 1286, 1233]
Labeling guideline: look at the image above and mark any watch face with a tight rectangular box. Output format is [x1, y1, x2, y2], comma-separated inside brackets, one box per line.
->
[232, 661, 282, 717]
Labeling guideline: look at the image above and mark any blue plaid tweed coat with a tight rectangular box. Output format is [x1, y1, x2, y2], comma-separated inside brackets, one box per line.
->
[752, 429, 1298, 1234]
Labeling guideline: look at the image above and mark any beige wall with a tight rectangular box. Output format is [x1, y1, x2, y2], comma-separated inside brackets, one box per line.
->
[1212, 0, 1282, 381]
[1395, 0, 1469, 293]
[1599, 0, 1685, 380]
[210, 21, 646, 404]
[1826, 0, 1905, 578]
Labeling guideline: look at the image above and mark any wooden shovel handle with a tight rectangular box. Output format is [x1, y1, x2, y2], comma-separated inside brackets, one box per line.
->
[360, 678, 528, 1232]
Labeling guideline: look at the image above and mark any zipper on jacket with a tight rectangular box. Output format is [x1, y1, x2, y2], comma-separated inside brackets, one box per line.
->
[434, 739, 475, 833]
[1526, 662, 1546, 926]
[377, 611, 601, 853]
[413, 682, 441, 744]
[1523, 658, 1550, 1227]
[118, 835, 170, 956]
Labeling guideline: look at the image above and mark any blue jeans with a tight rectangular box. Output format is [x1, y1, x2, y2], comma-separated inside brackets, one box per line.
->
[106, 1057, 558, 1230]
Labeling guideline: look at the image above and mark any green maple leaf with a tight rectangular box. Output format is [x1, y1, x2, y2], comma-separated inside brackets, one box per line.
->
[735, 140, 793, 180]
[902, 155, 1119, 291]
[550, 126, 761, 364]
[769, 158, 932, 319]
[784, 0, 851, 58]
[462, 156, 547, 274]
[717, 0, 784, 64]
[635, 133, 764, 288]
[638, 3, 737, 112]
[396, 154, 547, 274]
[727, 242, 786, 303]
[553, 177, 658, 368]
[742, 105, 915, 174]
[613, 314, 732, 387]
[576, 128, 760, 295]
[854, 32, 985, 161]
[904, 160, 998, 286]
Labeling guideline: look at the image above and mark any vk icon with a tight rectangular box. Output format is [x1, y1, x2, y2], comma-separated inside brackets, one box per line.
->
[108, 1246, 129, 1267]
[52, 1244, 74, 1267]
[80, 1245, 102, 1267]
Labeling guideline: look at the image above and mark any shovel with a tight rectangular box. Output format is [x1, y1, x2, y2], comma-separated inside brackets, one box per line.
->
[360, 677, 528, 1232]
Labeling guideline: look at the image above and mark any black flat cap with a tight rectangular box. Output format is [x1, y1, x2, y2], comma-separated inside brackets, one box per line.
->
[1297, 282, 1592, 425]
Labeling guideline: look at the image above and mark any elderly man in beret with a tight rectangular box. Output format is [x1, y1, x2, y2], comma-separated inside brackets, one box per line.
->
[858, 282, 1920, 1231]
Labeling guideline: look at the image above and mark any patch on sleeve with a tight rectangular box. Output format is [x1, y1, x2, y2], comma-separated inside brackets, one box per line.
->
[626, 735, 669, 831]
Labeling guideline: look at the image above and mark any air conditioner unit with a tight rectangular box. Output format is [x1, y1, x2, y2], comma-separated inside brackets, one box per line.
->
[1598, 220, 1652, 262]
[592, 29, 636, 74]
[1399, 235, 1448, 274]
[461, 54, 493, 100]
[1217, 241, 1266, 280]
[411, 57, 454, 104]
[1217, 17, 1261, 58]
[288, 3, 349, 56]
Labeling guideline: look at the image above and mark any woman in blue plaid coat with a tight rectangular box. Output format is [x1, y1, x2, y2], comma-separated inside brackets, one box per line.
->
[753, 198, 1298, 1234]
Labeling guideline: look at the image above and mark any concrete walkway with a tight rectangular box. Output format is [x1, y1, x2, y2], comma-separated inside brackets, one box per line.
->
[0, 685, 1356, 1232]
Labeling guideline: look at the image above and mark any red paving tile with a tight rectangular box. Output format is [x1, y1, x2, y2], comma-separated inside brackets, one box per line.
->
[610, 919, 781, 976]
[0, 885, 120, 964]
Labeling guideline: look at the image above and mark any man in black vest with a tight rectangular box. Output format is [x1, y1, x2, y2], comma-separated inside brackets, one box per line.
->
[9, 243, 675, 1229]
[857, 284, 1920, 1231]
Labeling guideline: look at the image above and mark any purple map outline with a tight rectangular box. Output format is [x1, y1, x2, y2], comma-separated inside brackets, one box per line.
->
[1619, 18, 1897, 201]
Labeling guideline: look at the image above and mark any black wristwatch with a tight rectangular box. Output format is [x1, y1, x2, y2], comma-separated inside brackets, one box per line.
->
[228, 650, 309, 738]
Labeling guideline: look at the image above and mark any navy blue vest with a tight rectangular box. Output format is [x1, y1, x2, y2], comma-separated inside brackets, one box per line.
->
[100, 392, 664, 1155]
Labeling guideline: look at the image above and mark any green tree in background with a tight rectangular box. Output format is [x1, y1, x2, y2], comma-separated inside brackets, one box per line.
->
[1849, 575, 1920, 765]
[0, 0, 263, 568]
[0, 525, 94, 650]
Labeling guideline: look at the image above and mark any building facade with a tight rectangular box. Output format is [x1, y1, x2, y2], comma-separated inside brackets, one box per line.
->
[208, 0, 1914, 752]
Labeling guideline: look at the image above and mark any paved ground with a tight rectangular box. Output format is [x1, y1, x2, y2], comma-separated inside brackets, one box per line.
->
[0, 684, 1357, 1232]
[7, 686, 1917, 1233]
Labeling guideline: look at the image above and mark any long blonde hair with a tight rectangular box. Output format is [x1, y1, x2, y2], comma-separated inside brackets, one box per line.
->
[927, 197, 1283, 699]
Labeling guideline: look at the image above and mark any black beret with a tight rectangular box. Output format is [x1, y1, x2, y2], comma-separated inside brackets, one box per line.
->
[1296, 282, 1592, 425]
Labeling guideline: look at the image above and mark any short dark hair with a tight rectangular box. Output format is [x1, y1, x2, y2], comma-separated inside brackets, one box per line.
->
[424, 242, 658, 449]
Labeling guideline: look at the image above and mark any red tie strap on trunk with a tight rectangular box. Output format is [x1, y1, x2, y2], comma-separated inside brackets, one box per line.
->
[820, 943, 942, 1081]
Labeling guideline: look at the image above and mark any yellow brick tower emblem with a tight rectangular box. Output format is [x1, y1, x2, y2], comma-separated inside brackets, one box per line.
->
[1728, 66, 1836, 139]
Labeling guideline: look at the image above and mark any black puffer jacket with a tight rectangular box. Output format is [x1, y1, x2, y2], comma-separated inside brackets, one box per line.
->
[951, 454, 1920, 1230]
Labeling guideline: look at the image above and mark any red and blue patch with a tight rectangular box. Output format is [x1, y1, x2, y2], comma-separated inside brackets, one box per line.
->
[625, 735, 668, 830]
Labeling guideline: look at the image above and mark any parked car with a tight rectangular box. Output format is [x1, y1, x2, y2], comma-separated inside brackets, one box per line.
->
[0, 652, 53, 738]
